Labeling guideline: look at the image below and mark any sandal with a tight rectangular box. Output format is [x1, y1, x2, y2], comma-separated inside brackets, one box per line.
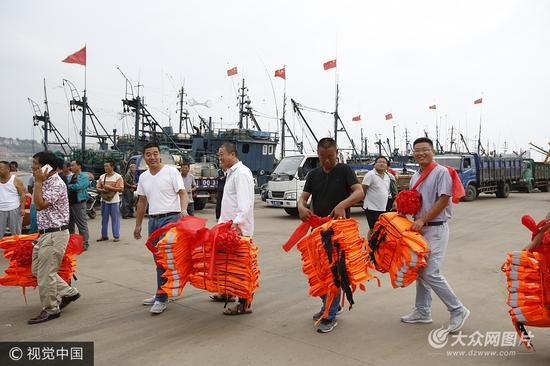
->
[223, 303, 252, 316]
[210, 294, 236, 303]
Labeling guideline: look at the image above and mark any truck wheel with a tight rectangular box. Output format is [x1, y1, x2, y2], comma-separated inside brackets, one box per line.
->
[284, 208, 299, 217]
[541, 182, 550, 193]
[496, 183, 510, 198]
[462, 185, 477, 202]
[194, 198, 206, 211]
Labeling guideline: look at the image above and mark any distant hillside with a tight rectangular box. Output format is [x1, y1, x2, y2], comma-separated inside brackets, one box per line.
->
[0, 136, 42, 153]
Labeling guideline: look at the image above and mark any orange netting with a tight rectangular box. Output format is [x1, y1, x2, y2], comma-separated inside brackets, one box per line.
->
[368, 212, 430, 288]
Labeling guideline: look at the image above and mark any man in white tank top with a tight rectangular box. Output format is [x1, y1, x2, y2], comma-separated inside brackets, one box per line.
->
[0, 161, 26, 238]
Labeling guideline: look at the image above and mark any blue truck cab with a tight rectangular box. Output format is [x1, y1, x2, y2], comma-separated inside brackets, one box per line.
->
[434, 153, 523, 202]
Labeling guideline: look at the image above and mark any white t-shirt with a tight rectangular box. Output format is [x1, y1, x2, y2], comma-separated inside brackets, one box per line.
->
[137, 165, 185, 215]
[361, 169, 390, 211]
[98, 172, 123, 203]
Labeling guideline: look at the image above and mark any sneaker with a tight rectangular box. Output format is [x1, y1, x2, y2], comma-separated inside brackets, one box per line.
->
[59, 293, 80, 310]
[150, 300, 167, 314]
[113, 238, 120, 242]
[316, 318, 338, 333]
[142, 296, 156, 306]
[400, 309, 433, 324]
[312, 306, 343, 321]
[447, 307, 470, 333]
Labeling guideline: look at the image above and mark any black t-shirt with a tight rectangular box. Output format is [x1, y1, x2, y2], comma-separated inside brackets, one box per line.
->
[303, 163, 358, 218]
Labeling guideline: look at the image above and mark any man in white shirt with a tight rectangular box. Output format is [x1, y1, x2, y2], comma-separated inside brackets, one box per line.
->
[134, 143, 188, 315]
[362, 156, 391, 234]
[217, 142, 255, 315]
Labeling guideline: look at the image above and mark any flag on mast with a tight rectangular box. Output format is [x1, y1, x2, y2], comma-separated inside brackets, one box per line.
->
[62, 46, 86, 66]
[385, 113, 393, 121]
[274, 67, 286, 79]
[323, 59, 337, 70]
[474, 98, 483, 104]
[352, 115, 361, 121]
[227, 67, 238, 77]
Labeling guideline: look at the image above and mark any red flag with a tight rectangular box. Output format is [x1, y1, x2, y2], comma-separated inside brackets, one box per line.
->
[352, 115, 361, 121]
[474, 98, 483, 104]
[227, 67, 238, 77]
[274, 67, 286, 79]
[62, 46, 86, 66]
[429, 105, 436, 110]
[385, 113, 393, 121]
[323, 59, 337, 70]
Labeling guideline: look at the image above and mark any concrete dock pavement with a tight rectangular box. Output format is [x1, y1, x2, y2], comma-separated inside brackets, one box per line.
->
[1, 192, 550, 365]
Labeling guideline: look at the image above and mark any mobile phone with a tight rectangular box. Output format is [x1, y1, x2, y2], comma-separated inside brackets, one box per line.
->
[41, 164, 53, 174]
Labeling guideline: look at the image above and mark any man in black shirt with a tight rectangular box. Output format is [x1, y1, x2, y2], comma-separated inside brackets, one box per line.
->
[297, 137, 364, 333]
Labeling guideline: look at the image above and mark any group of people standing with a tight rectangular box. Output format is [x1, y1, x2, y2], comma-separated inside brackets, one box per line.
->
[9, 136, 472, 339]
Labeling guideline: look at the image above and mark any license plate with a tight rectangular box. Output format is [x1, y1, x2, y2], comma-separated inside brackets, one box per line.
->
[199, 179, 217, 187]
[271, 201, 283, 207]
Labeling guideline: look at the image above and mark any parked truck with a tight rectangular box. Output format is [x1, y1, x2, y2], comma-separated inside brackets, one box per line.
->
[512, 159, 550, 193]
[266, 154, 368, 216]
[433, 153, 523, 202]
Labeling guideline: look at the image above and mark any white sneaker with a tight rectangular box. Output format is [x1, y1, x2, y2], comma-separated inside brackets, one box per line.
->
[400, 309, 433, 324]
[142, 296, 156, 306]
[447, 307, 470, 333]
[149, 300, 167, 314]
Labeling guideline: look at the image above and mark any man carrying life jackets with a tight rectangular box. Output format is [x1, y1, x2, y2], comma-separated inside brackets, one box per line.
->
[400, 137, 470, 333]
[297, 137, 364, 333]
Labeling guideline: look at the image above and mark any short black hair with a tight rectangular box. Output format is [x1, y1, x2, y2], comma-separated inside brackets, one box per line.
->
[317, 137, 337, 150]
[375, 156, 389, 164]
[33, 151, 58, 169]
[56, 158, 65, 169]
[9, 161, 18, 168]
[72, 160, 82, 167]
[104, 160, 115, 168]
[413, 137, 434, 148]
[180, 162, 190, 168]
[220, 142, 238, 157]
[143, 142, 160, 153]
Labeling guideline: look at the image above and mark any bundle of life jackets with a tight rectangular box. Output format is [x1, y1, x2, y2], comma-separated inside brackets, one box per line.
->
[0, 233, 84, 299]
[368, 212, 430, 288]
[501, 214, 550, 351]
[145, 216, 259, 305]
[282, 216, 379, 321]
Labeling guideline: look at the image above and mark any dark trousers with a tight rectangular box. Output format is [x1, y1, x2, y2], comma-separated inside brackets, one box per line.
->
[365, 209, 385, 230]
[121, 189, 134, 217]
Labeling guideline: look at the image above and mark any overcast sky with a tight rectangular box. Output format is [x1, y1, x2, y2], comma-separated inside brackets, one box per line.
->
[1, 0, 549, 159]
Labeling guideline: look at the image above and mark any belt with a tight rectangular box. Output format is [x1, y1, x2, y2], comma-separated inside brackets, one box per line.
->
[425, 221, 446, 226]
[38, 225, 69, 234]
[149, 211, 180, 219]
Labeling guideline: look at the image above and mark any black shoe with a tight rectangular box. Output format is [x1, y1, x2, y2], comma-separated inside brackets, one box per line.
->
[59, 293, 81, 310]
[28, 310, 60, 325]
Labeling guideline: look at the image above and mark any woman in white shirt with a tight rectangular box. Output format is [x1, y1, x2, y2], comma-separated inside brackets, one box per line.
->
[96, 161, 124, 242]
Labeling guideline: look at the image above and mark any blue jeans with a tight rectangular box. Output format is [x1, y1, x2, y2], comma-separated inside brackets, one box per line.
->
[101, 202, 120, 239]
[29, 204, 38, 234]
[148, 213, 180, 302]
[320, 291, 341, 321]
[187, 202, 195, 216]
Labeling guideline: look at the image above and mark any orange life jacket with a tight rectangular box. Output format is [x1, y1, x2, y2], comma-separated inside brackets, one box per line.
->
[501, 250, 550, 351]
[0, 233, 84, 301]
[369, 212, 430, 288]
[284, 217, 379, 321]
[146, 216, 260, 304]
